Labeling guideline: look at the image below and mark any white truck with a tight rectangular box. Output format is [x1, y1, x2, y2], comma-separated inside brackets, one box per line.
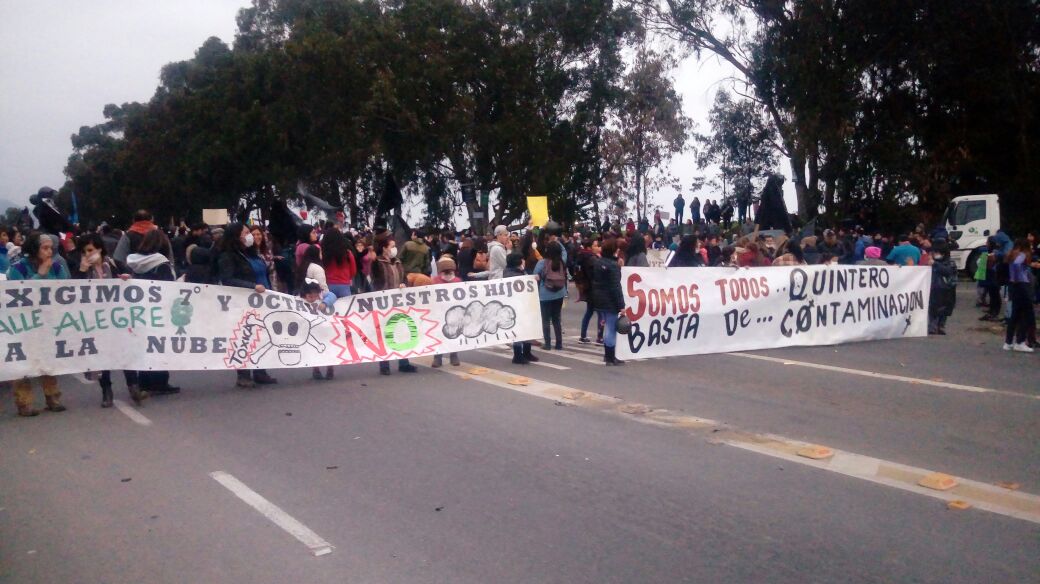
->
[942, 194, 1000, 272]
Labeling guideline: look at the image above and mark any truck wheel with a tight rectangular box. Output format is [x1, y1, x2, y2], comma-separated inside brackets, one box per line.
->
[965, 248, 982, 277]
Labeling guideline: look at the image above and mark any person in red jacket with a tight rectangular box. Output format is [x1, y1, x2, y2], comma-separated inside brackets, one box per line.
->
[322, 228, 357, 299]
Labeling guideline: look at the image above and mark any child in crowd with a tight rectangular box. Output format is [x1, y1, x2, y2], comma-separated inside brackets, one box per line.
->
[431, 257, 462, 367]
[300, 281, 335, 381]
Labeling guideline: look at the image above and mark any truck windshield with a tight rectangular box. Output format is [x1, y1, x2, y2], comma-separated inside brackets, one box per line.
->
[947, 200, 986, 226]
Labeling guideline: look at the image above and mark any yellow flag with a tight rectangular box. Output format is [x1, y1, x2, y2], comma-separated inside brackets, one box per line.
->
[527, 196, 549, 228]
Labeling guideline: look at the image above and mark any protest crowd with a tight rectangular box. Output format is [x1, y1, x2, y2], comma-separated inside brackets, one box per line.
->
[1, 186, 1038, 418]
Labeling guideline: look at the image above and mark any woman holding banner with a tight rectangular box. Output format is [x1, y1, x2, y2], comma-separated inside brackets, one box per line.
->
[219, 223, 279, 387]
[126, 230, 182, 396]
[590, 239, 625, 366]
[73, 233, 149, 408]
[371, 233, 419, 375]
[6, 232, 71, 416]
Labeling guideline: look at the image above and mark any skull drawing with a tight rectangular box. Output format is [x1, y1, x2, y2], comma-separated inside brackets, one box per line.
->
[247, 311, 326, 366]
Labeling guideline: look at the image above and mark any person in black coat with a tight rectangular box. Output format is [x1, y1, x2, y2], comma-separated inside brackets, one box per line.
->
[218, 223, 278, 387]
[125, 229, 179, 395]
[590, 238, 625, 366]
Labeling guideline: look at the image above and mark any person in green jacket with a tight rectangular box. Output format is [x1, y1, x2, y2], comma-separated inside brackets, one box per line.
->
[7, 232, 70, 417]
[974, 247, 989, 307]
[399, 228, 432, 280]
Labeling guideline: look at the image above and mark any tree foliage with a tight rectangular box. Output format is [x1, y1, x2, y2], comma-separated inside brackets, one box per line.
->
[601, 47, 692, 220]
[697, 89, 777, 203]
[65, 0, 641, 230]
[644, 0, 1040, 231]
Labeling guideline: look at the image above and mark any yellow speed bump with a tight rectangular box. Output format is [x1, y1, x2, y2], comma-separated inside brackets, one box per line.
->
[947, 500, 972, 510]
[466, 367, 489, 376]
[561, 391, 586, 400]
[918, 472, 958, 491]
[797, 445, 835, 460]
[996, 481, 1021, 491]
[508, 376, 530, 386]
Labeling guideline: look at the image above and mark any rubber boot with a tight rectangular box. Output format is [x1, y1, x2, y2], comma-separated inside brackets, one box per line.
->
[101, 382, 114, 408]
[523, 344, 540, 363]
[605, 346, 624, 366]
[511, 345, 527, 365]
[127, 383, 148, 406]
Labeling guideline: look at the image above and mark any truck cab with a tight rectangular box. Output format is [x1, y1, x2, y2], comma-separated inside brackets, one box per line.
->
[943, 194, 1000, 272]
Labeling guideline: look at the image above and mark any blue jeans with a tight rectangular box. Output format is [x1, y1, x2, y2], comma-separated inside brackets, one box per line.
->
[329, 284, 352, 298]
[597, 310, 618, 348]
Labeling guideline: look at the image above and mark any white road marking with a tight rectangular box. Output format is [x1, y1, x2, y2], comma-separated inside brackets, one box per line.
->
[209, 471, 333, 557]
[112, 400, 153, 426]
[437, 359, 1040, 525]
[723, 437, 1040, 525]
[475, 349, 571, 370]
[728, 352, 1037, 399]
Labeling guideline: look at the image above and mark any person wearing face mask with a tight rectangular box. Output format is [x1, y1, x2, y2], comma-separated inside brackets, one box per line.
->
[219, 223, 278, 387]
[372, 234, 419, 374]
[430, 257, 462, 367]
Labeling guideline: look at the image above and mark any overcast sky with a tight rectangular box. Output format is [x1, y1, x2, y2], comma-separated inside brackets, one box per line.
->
[0, 0, 794, 220]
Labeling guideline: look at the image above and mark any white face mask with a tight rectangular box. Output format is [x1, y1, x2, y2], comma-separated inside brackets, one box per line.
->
[243, 232, 255, 248]
[532, 242, 538, 251]
[389, 246, 398, 259]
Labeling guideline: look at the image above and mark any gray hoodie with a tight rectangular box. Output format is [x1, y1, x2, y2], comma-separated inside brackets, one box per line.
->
[470, 240, 507, 280]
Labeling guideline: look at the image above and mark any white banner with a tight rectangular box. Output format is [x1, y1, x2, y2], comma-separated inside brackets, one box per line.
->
[0, 277, 541, 381]
[618, 265, 930, 359]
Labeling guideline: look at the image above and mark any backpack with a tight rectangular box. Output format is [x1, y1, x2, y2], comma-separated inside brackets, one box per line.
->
[543, 260, 567, 292]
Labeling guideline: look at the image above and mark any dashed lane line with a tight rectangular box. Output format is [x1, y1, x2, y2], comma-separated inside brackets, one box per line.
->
[112, 400, 153, 426]
[420, 357, 1040, 525]
[728, 352, 1038, 400]
[210, 471, 333, 557]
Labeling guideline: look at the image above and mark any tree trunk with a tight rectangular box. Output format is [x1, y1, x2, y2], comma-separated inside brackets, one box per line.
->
[788, 149, 812, 221]
[448, 150, 487, 235]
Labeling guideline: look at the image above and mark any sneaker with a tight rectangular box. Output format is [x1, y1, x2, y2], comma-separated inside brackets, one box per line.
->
[150, 385, 181, 395]
[399, 363, 419, 373]
[578, 337, 591, 344]
[1002, 343, 1014, 351]
[313, 369, 324, 381]
[1012, 343, 1034, 353]
[594, 338, 604, 345]
[542, 342, 552, 350]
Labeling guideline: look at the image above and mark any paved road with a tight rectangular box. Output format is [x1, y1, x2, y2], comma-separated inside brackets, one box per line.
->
[1, 286, 1037, 583]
